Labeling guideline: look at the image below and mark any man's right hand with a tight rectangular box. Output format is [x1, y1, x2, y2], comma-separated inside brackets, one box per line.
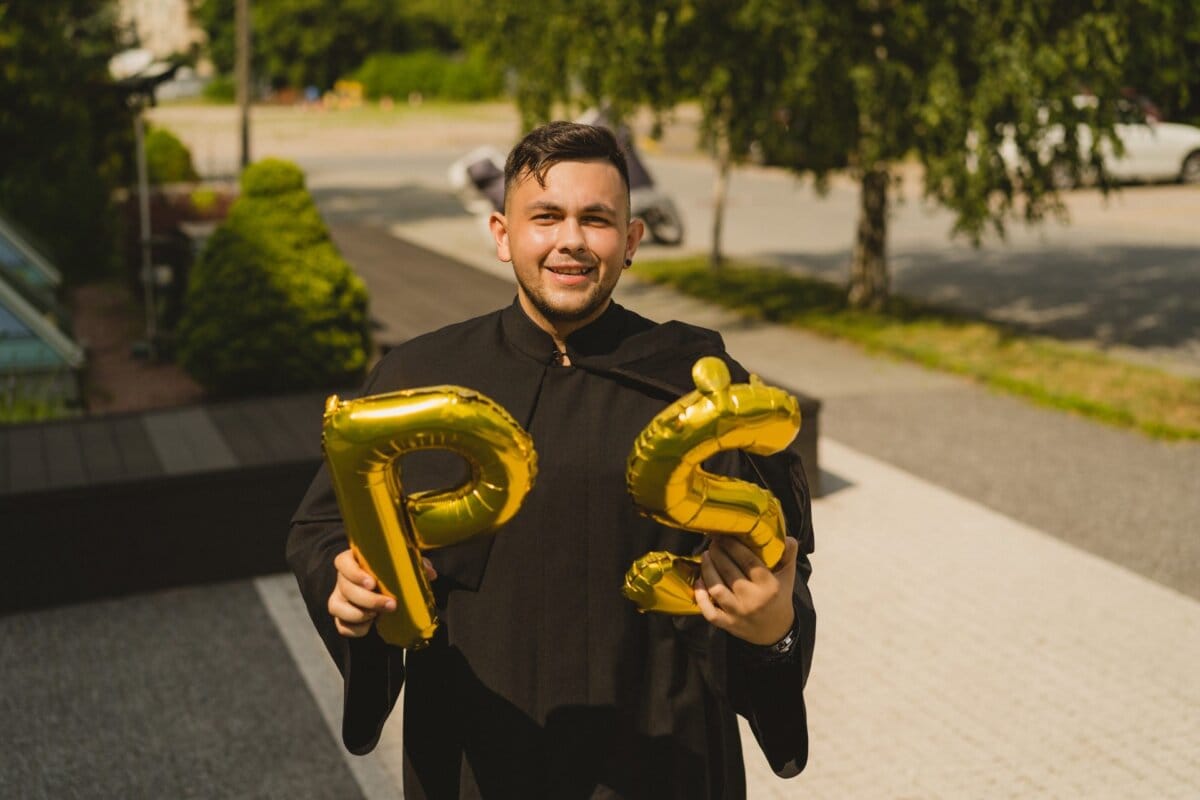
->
[328, 549, 438, 638]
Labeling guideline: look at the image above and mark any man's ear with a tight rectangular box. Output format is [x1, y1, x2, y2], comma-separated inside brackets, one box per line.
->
[489, 211, 512, 263]
[624, 216, 646, 266]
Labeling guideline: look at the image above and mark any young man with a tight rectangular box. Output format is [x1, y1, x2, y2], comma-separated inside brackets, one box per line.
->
[288, 122, 815, 799]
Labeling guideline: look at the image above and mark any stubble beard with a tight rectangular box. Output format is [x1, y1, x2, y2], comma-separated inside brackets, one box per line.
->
[517, 271, 614, 325]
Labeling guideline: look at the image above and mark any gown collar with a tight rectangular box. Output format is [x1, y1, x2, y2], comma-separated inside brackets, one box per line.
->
[500, 298, 632, 363]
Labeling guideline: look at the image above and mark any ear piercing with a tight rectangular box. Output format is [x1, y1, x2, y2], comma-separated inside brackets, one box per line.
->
[625, 259, 632, 266]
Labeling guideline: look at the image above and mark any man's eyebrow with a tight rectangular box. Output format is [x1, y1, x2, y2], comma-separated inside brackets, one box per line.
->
[524, 200, 618, 216]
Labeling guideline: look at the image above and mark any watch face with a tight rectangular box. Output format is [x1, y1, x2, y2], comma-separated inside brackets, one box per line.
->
[771, 633, 795, 653]
[768, 622, 800, 656]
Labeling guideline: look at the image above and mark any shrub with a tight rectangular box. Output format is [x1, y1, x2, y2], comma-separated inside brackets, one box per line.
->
[352, 49, 504, 102]
[240, 157, 306, 196]
[176, 159, 370, 396]
[145, 126, 199, 184]
[202, 74, 236, 103]
[190, 187, 219, 215]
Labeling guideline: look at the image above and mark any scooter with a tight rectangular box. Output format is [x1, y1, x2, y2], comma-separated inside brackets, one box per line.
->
[448, 110, 685, 246]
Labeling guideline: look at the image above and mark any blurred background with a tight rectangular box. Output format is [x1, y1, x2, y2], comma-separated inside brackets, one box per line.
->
[1, 2, 1197, 798]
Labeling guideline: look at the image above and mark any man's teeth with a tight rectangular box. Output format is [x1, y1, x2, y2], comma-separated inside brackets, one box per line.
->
[550, 267, 591, 274]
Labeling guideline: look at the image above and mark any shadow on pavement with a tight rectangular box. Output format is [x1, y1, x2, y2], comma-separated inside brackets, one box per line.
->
[766, 242, 1200, 361]
[817, 469, 854, 497]
[312, 183, 470, 227]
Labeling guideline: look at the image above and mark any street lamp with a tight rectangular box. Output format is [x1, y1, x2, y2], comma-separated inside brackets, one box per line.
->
[109, 50, 179, 361]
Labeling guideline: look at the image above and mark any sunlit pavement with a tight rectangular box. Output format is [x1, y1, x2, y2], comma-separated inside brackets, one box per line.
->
[255, 437, 1200, 799]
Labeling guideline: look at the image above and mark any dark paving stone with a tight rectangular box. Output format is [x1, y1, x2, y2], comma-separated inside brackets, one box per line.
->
[5, 426, 46, 493]
[0, 580, 364, 800]
[329, 222, 513, 348]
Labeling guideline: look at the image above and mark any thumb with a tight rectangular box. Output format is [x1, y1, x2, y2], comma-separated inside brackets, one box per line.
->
[774, 536, 800, 575]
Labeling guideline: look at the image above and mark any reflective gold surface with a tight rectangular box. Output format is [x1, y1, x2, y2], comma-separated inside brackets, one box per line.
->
[623, 357, 800, 614]
[322, 387, 537, 648]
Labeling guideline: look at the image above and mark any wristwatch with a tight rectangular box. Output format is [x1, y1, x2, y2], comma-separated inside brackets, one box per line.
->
[753, 616, 801, 662]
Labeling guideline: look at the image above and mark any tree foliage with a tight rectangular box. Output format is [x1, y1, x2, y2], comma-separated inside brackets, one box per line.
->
[0, 0, 133, 282]
[352, 49, 503, 101]
[193, 0, 459, 90]
[454, 0, 1199, 307]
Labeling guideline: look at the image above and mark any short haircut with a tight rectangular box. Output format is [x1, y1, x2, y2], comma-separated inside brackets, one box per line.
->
[503, 121, 631, 212]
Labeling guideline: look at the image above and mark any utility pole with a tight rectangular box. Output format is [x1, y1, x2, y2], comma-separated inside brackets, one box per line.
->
[236, 0, 251, 169]
[132, 101, 157, 359]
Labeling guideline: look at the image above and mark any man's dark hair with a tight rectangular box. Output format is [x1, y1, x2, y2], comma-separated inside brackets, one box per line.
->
[503, 121, 630, 210]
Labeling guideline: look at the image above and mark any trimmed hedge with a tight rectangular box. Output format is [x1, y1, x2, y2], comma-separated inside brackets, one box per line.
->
[176, 158, 370, 396]
[145, 125, 199, 184]
[352, 49, 503, 101]
[241, 158, 305, 196]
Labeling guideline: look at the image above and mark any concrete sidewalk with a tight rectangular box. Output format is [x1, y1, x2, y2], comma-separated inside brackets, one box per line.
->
[258, 437, 1199, 798]
[275, 215, 1200, 797]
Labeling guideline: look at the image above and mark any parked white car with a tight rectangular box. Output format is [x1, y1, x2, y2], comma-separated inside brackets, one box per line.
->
[999, 98, 1200, 187]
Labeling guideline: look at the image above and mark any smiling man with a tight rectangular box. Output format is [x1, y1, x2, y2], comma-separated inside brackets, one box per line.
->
[288, 122, 815, 799]
[491, 144, 638, 348]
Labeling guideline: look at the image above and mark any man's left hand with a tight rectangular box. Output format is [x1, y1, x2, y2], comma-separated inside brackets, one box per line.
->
[695, 535, 798, 646]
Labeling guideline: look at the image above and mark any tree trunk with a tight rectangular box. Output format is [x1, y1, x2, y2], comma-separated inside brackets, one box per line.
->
[236, 0, 251, 170]
[709, 134, 731, 269]
[848, 167, 890, 309]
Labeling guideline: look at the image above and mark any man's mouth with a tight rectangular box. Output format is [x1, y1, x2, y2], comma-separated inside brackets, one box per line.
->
[546, 265, 594, 276]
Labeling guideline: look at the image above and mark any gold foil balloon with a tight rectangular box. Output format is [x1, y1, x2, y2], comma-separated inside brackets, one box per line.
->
[623, 357, 800, 614]
[322, 387, 537, 648]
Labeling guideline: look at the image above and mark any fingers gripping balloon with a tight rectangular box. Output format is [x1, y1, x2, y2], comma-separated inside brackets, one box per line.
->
[623, 357, 801, 615]
[322, 388, 537, 648]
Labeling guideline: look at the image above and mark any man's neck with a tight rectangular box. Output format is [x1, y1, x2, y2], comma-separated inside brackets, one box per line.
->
[518, 296, 612, 360]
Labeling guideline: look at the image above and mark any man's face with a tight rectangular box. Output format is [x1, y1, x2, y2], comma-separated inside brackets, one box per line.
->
[490, 159, 644, 340]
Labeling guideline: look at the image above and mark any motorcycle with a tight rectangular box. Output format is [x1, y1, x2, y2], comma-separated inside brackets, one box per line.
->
[448, 109, 685, 246]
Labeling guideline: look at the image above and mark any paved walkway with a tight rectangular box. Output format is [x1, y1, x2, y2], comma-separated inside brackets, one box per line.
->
[263, 213, 1199, 798]
[258, 437, 1200, 799]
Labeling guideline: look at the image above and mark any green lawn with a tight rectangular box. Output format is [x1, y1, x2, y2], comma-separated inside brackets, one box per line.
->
[633, 257, 1200, 440]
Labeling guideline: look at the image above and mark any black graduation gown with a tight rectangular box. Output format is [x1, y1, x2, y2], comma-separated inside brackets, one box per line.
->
[287, 301, 816, 799]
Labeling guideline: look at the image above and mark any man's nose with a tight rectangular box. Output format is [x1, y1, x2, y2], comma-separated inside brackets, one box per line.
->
[556, 216, 586, 252]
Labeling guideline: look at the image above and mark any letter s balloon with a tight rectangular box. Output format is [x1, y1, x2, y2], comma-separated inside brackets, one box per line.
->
[322, 387, 537, 648]
[623, 357, 800, 614]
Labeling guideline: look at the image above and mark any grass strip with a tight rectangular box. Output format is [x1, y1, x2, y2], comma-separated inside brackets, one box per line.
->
[633, 256, 1200, 440]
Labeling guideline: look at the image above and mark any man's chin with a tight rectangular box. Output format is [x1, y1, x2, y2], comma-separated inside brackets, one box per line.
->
[530, 292, 609, 325]
[543, 303, 601, 323]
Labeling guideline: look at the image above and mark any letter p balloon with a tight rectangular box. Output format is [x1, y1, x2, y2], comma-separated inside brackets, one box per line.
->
[322, 387, 537, 649]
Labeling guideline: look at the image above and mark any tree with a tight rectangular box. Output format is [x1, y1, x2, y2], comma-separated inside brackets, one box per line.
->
[457, 0, 1198, 308]
[193, 0, 459, 90]
[457, 0, 802, 267]
[756, 0, 1200, 308]
[0, 0, 133, 282]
